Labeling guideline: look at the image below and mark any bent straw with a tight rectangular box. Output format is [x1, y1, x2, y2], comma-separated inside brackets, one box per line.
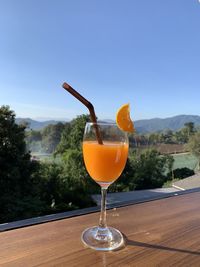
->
[62, 82, 103, 144]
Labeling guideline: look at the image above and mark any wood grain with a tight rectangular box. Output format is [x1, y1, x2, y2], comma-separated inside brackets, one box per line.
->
[1, 192, 200, 266]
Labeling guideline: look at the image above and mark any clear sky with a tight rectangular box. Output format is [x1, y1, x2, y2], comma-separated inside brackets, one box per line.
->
[0, 0, 200, 121]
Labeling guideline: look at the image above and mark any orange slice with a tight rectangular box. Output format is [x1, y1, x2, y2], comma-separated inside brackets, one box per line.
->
[116, 103, 134, 132]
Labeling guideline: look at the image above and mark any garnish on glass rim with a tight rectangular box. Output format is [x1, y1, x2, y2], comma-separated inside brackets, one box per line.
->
[116, 103, 135, 133]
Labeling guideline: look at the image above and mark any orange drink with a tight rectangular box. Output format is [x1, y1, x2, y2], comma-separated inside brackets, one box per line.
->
[62, 81, 134, 251]
[81, 122, 129, 251]
[83, 141, 128, 184]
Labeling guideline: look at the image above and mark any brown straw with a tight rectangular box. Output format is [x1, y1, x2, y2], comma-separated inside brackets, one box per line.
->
[62, 82, 103, 144]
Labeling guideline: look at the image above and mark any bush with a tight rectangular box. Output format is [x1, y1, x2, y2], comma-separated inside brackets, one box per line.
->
[172, 167, 195, 180]
[110, 149, 174, 191]
[38, 162, 96, 214]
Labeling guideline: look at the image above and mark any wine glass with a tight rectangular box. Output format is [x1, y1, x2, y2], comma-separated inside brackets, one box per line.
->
[81, 122, 129, 251]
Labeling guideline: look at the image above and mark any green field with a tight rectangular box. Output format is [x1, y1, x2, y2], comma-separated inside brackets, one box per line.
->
[32, 151, 198, 172]
[31, 153, 61, 163]
[172, 153, 198, 171]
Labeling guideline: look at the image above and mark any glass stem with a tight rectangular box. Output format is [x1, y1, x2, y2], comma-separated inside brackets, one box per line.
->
[99, 187, 107, 228]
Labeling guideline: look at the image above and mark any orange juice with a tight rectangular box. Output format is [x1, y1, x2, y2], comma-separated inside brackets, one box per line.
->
[83, 141, 128, 183]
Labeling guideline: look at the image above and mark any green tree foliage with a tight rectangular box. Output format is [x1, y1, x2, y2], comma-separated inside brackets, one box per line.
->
[26, 130, 42, 152]
[148, 132, 161, 145]
[54, 123, 72, 154]
[131, 150, 174, 189]
[0, 107, 95, 223]
[109, 158, 135, 192]
[26, 130, 42, 143]
[160, 130, 174, 144]
[131, 122, 196, 146]
[62, 149, 88, 185]
[2, 107, 192, 223]
[41, 122, 65, 153]
[57, 115, 175, 193]
[187, 132, 200, 169]
[184, 122, 195, 137]
[0, 106, 45, 223]
[110, 150, 174, 191]
[172, 168, 194, 180]
[37, 114, 97, 214]
[174, 122, 195, 144]
[68, 115, 91, 150]
[57, 114, 99, 193]
[56, 114, 90, 153]
[174, 131, 185, 144]
[37, 162, 95, 213]
[61, 149, 98, 193]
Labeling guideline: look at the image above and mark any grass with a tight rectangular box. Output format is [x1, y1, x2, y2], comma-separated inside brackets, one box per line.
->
[31, 153, 62, 163]
[163, 153, 198, 188]
[33, 151, 198, 173]
[172, 153, 198, 171]
[163, 178, 180, 188]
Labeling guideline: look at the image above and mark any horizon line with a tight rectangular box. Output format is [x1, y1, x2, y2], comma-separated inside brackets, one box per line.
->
[15, 114, 200, 122]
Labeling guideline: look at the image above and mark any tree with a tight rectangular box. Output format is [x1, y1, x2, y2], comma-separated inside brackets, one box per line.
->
[67, 114, 91, 150]
[184, 122, 195, 137]
[0, 106, 45, 223]
[174, 131, 185, 144]
[187, 132, 200, 170]
[56, 114, 90, 154]
[175, 122, 195, 144]
[55, 114, 98, 197]
[41, 122, 65, 153]
[172, 168, 194, 180]
[159, 130, 174, 144]
[61, 149, 98, 194]
[109, 158, 135, 192]
[55, 123, 72, 154]
[26, 130, 42, 152]
[130, 149, 174, 190]
[148, 132, 161, 145]
[110, 149, 174, 192]
[26, 130, 42, 143]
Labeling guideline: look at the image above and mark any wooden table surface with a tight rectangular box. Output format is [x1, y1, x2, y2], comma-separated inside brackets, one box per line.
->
[1, 191, 200, 267]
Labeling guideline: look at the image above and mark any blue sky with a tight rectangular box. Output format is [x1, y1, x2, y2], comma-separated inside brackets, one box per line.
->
[0, 0, 200, 121]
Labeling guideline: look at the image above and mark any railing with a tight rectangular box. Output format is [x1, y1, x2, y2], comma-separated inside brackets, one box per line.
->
[1, 189, 200, 266]
[1, 187, 200, 232]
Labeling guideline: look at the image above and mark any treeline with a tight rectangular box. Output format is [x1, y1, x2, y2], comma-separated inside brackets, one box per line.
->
[26, 120, 197, 155]
[130, 122, 196, 147]
[0, 105, 199, 223]
[0, 107, 95, 223]
[26, 122, 66, 153]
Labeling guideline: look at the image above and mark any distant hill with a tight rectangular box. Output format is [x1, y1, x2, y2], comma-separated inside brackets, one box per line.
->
[135, 115, 200, 133]
[15, 118, 66, 130]
[16, 115, 200, 132]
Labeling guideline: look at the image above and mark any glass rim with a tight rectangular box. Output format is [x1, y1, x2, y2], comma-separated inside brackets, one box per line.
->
[85, 121, 117, 126]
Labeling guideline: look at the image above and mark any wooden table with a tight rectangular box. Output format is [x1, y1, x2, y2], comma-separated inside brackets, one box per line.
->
[1, 191, 200, 266]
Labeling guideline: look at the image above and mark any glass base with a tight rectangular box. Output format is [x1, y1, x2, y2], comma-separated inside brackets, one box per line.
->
[81, 226, 124, 251]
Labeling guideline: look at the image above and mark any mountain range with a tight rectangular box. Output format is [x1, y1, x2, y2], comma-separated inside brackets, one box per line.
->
[15, 118, 67, 130]
[16, 115, 200, 133]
